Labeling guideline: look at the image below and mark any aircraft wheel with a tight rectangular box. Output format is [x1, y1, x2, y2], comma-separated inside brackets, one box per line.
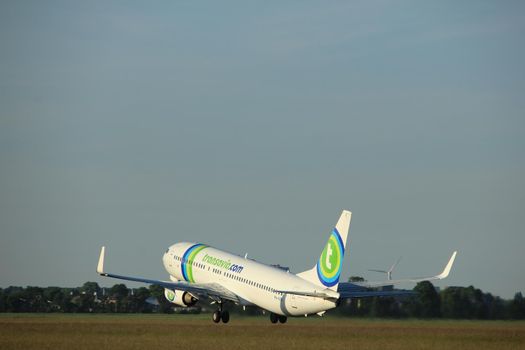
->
[278, 315, 287, 324]
[270, 313, 279, 324]
[221, 310, 230, 323]
[212, 310, 221, 323]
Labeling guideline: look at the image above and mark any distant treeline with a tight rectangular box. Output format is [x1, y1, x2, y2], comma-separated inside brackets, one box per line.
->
[1, 280, 524, 320]
[338, 278, 525, 320]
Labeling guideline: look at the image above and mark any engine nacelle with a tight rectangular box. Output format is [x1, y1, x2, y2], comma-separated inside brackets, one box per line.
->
[164, 288, 198, 307]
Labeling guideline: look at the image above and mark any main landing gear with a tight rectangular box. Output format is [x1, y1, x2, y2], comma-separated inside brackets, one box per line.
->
[269, 312, 287, 324]
[212, 302, 229, 324]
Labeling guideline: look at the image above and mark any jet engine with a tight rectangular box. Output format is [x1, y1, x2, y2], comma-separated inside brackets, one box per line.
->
[164, 288, 198, 307]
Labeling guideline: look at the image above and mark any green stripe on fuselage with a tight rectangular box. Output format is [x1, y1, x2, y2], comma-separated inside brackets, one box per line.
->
[187, 245, 207, 283]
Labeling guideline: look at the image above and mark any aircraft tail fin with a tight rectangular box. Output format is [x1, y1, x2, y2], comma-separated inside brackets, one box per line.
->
[297, 210, 352, 291]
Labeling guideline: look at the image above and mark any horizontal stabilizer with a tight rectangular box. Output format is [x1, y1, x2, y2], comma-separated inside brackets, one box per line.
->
[274, 289, 340, 299]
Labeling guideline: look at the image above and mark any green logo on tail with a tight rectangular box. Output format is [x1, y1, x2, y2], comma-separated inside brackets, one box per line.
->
[317, 229, 344, 287]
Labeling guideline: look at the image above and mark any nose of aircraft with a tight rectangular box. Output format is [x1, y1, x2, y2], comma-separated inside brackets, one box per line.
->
[162, 248, 171, 270]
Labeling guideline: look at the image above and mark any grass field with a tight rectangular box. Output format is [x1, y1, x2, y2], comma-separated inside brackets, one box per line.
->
[1, 314, 524, 350]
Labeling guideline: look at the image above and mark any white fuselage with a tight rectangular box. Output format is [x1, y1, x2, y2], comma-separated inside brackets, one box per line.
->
[162, 242, 338, 316]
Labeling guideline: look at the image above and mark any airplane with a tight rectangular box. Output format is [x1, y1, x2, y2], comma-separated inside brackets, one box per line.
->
[96, 210, 457, 324]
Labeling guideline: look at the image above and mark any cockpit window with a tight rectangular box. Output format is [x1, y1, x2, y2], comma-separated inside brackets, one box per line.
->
[165, 249, 170, 253]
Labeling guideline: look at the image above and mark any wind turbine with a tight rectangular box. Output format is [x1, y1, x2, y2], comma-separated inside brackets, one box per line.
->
[369, 257, 402, 280]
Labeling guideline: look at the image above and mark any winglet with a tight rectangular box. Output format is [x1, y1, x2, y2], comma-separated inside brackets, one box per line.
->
[97, 246, 106, 274]
[436, 251, 457, 279]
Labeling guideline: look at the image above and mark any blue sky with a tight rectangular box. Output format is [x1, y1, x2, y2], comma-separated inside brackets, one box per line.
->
[1, 1, 524, 298]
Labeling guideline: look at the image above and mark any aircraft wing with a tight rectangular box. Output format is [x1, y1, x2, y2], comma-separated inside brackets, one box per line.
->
[96, 247, 240, 303]
[339, 289, 416, 298]
[341, 251, 457, 289]
[275, 286, 415, 299]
